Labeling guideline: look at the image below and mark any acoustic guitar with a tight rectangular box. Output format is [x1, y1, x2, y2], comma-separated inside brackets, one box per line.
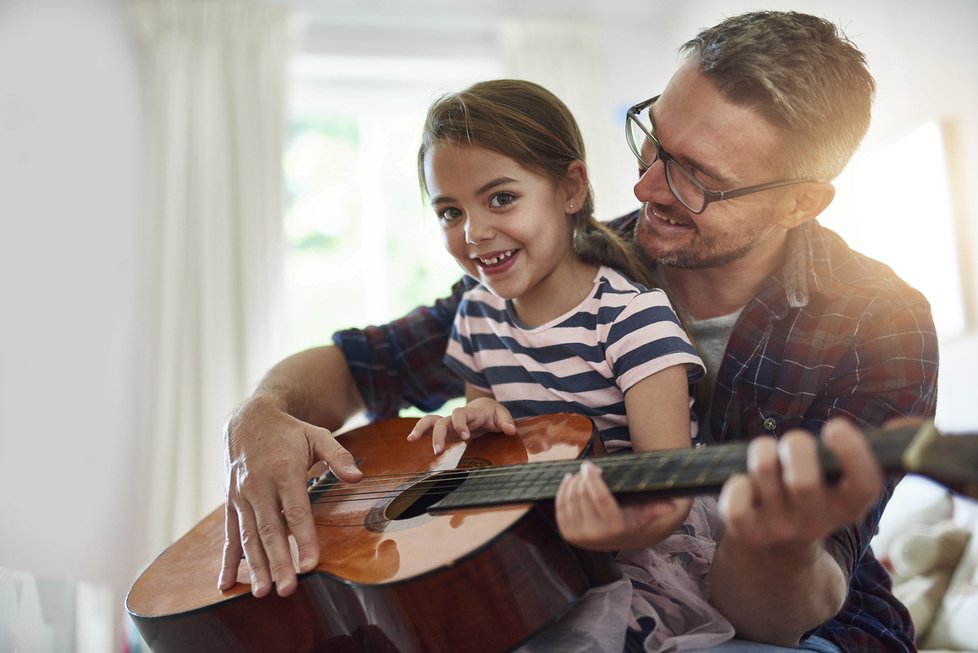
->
[126, 414, 978, 653]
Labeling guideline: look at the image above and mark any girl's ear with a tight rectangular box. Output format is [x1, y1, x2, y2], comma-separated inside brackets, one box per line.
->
[776, 181, 836, 229]
[563, 160, 589, 212]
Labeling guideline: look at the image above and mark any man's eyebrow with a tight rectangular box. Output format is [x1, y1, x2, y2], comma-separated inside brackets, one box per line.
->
[430, 176, 518, 206]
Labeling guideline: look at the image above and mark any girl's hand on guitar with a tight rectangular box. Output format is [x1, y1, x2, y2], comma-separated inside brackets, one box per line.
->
[555, 461, 687, 551]
[406, 398, 517, 455]
[219, 395, 363, 598]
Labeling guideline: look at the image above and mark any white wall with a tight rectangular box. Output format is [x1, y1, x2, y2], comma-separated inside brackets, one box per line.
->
[0, 0, 149, 644]
[0, 0, 975, 650]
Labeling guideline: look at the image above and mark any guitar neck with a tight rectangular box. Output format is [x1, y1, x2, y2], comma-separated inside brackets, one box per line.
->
[431, 421, 978, 512]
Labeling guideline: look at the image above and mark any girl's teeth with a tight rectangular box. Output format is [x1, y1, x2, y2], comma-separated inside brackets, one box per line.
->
[480, 250, 514, 265]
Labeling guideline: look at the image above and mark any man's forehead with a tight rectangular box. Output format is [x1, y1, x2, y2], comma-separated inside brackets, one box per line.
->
[655, 67, 782, 181]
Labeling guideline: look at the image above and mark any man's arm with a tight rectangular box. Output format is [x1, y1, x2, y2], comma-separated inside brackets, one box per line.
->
[708, 419, 884, 646]
[219, 279, 469, 598]
[708, 300, 937, 645]
[219, 345, 365, 597]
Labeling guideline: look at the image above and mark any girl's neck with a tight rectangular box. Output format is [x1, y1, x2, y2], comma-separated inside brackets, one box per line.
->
[512, 259, 599, 327]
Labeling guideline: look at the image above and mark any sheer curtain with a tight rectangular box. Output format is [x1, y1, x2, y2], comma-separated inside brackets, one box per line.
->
[134, 0, 288, 558]
[498, 19, 630, 220]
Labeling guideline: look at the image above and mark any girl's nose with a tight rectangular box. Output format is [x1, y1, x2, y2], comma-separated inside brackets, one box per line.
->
[464, 214, 494, 245]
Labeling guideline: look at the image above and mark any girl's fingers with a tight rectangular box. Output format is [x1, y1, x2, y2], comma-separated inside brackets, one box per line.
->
[493, 404, 517, 435]
[406, 414, 440, 441]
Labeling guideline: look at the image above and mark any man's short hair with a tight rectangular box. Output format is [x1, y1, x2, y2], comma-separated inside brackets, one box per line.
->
[681, 11, 876, 181]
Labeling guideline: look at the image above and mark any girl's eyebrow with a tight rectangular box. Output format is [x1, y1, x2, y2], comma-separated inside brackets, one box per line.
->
[430, 176, 518, 206]
[476, 176, 518, 196]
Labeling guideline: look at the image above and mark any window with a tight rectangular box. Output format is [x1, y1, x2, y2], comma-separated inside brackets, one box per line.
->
[820, 121, 967, 338]
[283, 54, 502, 354]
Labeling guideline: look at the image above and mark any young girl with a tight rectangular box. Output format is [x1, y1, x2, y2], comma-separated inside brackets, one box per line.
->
[406, 80, 733, 652]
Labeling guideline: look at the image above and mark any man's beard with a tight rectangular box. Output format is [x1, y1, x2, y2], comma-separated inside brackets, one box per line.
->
[633, 203, 775, 270]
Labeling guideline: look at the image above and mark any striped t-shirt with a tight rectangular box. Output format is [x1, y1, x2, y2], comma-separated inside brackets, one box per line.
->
[444, 266, 705, 453]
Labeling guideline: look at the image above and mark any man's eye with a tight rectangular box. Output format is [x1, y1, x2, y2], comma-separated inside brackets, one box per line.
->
[488, 192, 515, 208]
[437, 207, 463, 222]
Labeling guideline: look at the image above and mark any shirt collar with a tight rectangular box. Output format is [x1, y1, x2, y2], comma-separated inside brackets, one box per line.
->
[783, 220, 841, 308]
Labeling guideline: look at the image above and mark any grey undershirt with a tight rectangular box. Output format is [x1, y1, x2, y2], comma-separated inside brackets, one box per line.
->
[685, 309, 741, 443]
[651, 268, 742, 443]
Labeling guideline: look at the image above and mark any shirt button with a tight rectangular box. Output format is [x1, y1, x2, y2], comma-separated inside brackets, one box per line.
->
[762, 417, 778, 432]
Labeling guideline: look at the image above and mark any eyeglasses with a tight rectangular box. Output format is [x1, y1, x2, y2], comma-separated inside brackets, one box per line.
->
[625, 95, 817, 214]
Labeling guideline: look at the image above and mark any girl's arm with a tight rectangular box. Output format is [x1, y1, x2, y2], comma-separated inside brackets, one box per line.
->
[556, 364, 694, 551]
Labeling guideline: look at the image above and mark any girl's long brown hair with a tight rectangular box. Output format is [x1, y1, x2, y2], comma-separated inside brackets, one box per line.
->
[418, 79, 655, 289]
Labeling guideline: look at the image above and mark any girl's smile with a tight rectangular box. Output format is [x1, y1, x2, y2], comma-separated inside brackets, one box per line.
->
[473, 248, 519, 274]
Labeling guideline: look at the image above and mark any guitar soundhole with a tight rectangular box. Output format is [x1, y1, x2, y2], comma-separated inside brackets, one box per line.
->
[385, 470, 468, 521]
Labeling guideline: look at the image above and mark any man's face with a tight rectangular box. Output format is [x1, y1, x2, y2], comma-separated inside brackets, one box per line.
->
[632, 63, 790, 269]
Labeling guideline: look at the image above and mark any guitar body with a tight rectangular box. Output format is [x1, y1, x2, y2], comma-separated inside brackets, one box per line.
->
[127, 413, 615, 653]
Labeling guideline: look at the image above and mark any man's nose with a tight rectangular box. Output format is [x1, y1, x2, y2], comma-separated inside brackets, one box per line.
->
[633, 160, 670, 204]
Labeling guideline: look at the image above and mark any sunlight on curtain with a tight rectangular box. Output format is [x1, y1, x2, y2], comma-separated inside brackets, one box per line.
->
[134, 0, 288, 560]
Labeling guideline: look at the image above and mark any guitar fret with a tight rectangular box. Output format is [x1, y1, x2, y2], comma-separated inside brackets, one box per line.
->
[604, 454, 646, 493]
[669, 451, 696, 488]
[519, 467, 548, 502]
[644, 452, 684, 489]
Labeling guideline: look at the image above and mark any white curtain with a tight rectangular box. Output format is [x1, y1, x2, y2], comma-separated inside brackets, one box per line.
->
[134, 0, 288, 559]
[498, 19, 632, 220]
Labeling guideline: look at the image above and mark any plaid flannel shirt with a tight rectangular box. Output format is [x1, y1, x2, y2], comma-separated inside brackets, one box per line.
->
[334, 212, 939, 652]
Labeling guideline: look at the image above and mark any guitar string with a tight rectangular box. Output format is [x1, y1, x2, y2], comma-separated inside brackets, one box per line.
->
[309, 443, 740, 485]
[309, 446, 745, 487]
[304, 451, 745, 505]
[300, 424, 938, 507]
[306, 447, 740, 493]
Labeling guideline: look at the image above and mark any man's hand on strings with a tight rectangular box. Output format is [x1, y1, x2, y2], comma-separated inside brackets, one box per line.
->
[219, 395, 362, 597]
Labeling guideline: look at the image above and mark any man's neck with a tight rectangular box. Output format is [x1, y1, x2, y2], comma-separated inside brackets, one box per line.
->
[662, 233, 788, 320]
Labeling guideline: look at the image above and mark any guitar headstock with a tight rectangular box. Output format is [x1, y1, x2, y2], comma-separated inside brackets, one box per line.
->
[899, 421, 978, 500]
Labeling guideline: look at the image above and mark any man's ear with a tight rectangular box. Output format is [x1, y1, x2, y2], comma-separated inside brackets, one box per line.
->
[563, 160, 589, 212]
[777, 182, 836, 229]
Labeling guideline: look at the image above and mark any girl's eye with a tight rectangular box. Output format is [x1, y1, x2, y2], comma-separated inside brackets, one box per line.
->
[437, 207, 463, 222]
[488, 192, 516, 209]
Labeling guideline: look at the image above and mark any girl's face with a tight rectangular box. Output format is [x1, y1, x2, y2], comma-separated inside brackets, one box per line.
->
[423, 143, 584, 313]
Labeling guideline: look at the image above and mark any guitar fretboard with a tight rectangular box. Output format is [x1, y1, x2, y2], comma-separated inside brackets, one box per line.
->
[431, 423, 930, 512]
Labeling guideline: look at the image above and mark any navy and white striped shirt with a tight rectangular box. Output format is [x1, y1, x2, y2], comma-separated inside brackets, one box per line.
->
[444, 266, 705, 453]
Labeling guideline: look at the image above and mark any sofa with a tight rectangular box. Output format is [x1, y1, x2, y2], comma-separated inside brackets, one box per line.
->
[872, 475, 978, 652]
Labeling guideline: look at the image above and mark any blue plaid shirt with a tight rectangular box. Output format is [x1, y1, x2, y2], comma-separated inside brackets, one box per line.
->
[334, 213, 939, 651]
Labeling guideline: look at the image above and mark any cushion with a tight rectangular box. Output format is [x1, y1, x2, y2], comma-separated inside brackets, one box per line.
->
[921, 514, 978, 650]
[873, 475, 954, 563]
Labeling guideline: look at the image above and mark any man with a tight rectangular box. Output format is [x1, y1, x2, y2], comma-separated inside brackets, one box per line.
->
[220, 11, 938, 652]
